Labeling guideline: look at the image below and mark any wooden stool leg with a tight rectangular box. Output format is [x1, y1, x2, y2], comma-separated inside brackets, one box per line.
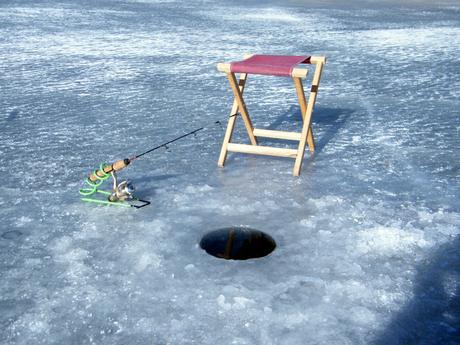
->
[294, 77, 315, 152]
[226, 72, 258, 146]
[293, 61, 325, 176]
[218, 73, 248, 167]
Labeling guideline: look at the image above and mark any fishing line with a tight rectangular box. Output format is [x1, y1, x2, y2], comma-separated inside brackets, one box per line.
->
[131, 114, 236, 160]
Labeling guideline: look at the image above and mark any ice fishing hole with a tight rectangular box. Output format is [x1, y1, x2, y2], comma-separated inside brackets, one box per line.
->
[200, 227, 276, 260]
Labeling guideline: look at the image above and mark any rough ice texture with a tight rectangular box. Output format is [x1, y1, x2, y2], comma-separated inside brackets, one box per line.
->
[1, 0, 460, 344]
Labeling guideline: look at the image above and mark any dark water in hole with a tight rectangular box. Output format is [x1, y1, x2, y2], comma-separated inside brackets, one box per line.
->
[200, 227, 276, 260]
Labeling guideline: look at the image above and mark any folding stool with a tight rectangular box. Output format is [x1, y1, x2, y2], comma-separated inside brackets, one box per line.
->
[216, 54, 326, 176]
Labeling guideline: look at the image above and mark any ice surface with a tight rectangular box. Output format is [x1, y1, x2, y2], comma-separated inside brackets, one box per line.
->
[1, 0, 460, 344]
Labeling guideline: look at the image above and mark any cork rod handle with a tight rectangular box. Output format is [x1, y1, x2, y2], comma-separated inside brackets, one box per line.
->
[88, 158, 130, 182]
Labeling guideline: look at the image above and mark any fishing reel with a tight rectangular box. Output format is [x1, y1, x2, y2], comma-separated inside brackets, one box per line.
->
[79, 161, 150, 209]
[109, 175, 135, 202]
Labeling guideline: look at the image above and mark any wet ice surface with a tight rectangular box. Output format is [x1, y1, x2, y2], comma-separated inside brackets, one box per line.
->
[1, 0, 460, 344]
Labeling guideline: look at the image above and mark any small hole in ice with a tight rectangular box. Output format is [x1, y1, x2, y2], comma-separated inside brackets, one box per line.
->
[1, 230, 23, 240]
[200, 227, 276, 260]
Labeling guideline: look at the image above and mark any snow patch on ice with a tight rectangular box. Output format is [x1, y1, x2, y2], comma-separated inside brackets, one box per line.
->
[356, 226, 429, 255]
[12, 313, 50, 335]
[184, 184, 214, 194]
[349, 306, 376, 326]
[242, 9, 303, 22]
[361, 27, 460, 49]
[15, 215, 33, 227]
[135, 252, 162, 271]
[217, 294, 255, 311]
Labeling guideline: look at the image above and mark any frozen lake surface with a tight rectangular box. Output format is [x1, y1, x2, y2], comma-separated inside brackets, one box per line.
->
[1, 0, 460, 344]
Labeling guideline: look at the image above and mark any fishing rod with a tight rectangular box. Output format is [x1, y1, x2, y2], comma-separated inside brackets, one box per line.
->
[87, 127, 206, 183]
[79, 114, 236, 208]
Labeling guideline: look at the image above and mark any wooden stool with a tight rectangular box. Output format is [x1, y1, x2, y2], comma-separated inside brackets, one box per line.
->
[216, 54, 326, 176]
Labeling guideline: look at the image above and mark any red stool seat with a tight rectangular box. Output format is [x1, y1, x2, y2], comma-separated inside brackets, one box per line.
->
[230, 55, 311, 77]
